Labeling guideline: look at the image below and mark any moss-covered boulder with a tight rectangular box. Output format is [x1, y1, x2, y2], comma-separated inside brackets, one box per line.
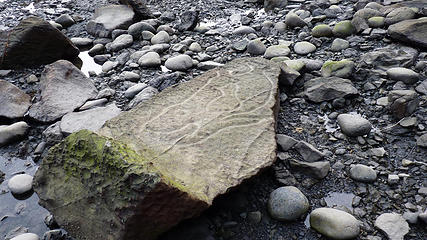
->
[321, 59, 355, 78]
[332, 20, 355, 37]
[312, 24, 333, 37]
[34, 130, 208, 240]
[34, 57, 280, 240]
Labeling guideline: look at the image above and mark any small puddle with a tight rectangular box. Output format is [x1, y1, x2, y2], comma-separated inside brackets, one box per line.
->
[304, 192, 355, 228]
[79, 51, 102, 77]
[0, 156, 50, 238]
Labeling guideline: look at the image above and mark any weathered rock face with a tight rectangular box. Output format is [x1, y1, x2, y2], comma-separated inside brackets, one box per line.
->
[119, 0, 154, 20]
[0, 17, 79, 69]
[87, 5, 136, 38]
[304, 77, 358, 103]
[34, 130, 208, 240]
[388, 18, 427, 49]
[34, 57, 280, 240]
[0, 80, 31, 119]
[28, 60, 98, 123]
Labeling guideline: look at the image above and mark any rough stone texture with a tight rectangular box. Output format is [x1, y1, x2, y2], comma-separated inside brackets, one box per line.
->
[388, 90, 419, 119]
[349, 164, 377, 183]
[0, 17, 79, 69]
[310, 208, 361, 240]
[119, 0, 154, 20]
[28, 60, 98, 123]
[35, 57, 280, 240]
[267, 186, 309, 221]
[86, 5, 136, 38]
[337, 114, 372, 137]
[276, 134, 298, 151]
[304, 77, 359, 103]
[375, 213, 410, 240]
[34, 130, 208, 240]
[293, 141, 324, 162]
[0, 80, 31, 119]
[289, 159, 330, 179]
[321, 60, 355, 78]
[387, 18, 427, 50]
[360, 45, 418, 69]
[417, 133, 427, 148]
[60, 104, 122, 135]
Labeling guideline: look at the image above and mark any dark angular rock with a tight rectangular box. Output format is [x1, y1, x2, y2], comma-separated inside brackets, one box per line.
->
[0, 17, 79, 69]
[304, 77, 358, 103]
[119, 0, 154, 20]
[177, 11, 199, 32]
[388, 18, 427, 49]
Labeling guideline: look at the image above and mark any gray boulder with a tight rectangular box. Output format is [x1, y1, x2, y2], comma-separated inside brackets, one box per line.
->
[289, 160, 330, 179]
[388, 90, 419, 119]
[119, 0, 154, 20]
[0, 17, 79, 69]
[165, 54, 193, 71]
[138, 52, 161, 68]
[28, 60, 98, 122]
[276, 134, 298, 151]
[107, 34, 133, 52]
[416, 133, 427, 148]
[267, 186, 309, 221]
[0, 80, 31, 119]
[294, 141, 324, 162]
[386, 67, 420, 84]
[385, 7, 416, 25]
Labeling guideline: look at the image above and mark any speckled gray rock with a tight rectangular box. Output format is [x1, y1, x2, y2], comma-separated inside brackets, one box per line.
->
[337, 114, 372, 137]
[138, 52, 161, 68]
[60, 104, 122, 135]
[310, 208, 360, 240]
[0, 80, 31, 119]
[294, 42, 316, 55]
[304, 77, 358, 103]
[386, 67, 419, 84]
[86, 5, 135, 38]
[0, 122, 29, 146]
[294, 141, 324, 162]
[268, 186, 309, 221]
[247, 39, 266, 55]
[165, 54, 193, 71]
[375, 213, 409, 240]
[349, 164, 377, 183]
[8, 174, 33, 195]
[28, 60, 98, 122]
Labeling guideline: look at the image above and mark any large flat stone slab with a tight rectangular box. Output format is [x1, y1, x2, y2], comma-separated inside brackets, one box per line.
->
[28, 60, 98, 123]
[0, 80, 31, 119]
[99, 57, 279, 202]
[34, 57, 280, 240]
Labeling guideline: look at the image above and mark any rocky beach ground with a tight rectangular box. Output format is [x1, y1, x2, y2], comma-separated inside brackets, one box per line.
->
[0, 0, 426, 239]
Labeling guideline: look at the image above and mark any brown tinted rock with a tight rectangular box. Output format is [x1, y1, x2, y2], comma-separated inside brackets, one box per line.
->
[0, 17, 79, 69]
[28, 60, 98, 123]
[0, 80, 31, 119]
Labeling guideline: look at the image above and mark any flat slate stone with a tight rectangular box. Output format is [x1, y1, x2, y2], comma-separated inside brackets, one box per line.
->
[34, 57, 280, 240]
[388, 18, 427, 50]
[28, 60, 98, 123]
[0, 80, 31, 119]
[304, 77, 359, 103]
[60, 104, 122, 135]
